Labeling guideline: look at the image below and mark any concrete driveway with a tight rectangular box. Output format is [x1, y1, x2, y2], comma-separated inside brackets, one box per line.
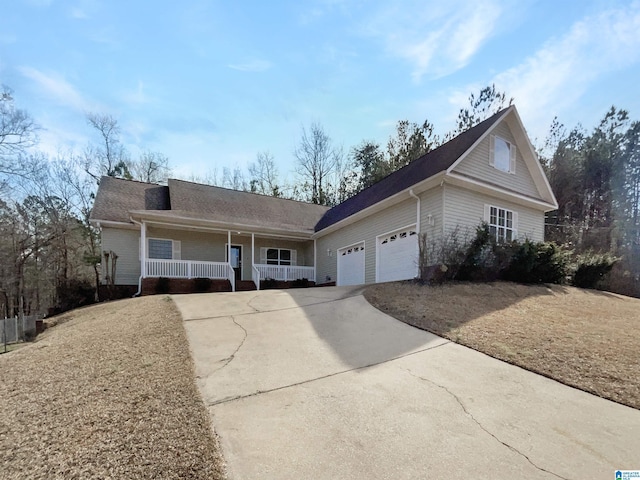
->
[173, 286, 640, 480]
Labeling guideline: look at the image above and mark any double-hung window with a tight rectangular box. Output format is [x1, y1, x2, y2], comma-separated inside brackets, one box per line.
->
[486, 206, 517, 243]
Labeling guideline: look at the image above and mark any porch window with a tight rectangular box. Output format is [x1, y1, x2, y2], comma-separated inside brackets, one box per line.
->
[262, 248, 296, 266]
[148, 238, 181, 259]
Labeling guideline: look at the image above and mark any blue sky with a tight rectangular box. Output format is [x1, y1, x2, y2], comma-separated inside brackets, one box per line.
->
[2, 0, 640, 181]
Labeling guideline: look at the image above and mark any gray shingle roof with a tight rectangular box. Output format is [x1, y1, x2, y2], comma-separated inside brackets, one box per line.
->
[314, 108, 510, 232]
[166, 179, 328, 233]
[91, 108, 511, 234]
[90, 176, 170, 223]
[90, 177, 329, 234]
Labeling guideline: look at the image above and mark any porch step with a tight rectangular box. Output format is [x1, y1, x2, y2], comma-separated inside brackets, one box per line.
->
[236, 280, 257, 291]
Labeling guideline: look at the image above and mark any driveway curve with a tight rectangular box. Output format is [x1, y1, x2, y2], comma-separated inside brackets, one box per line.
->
[173, 286, 639, 480]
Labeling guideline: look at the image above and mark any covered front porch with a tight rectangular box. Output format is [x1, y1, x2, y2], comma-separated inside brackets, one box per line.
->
[138, 221, 316, 292]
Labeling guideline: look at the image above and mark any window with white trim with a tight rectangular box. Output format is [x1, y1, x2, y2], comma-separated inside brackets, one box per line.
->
[148, 238, 181, 259]
[486, 206, 517, 243]
[261, 247, 297, 266]
[490, 135, 516, 173]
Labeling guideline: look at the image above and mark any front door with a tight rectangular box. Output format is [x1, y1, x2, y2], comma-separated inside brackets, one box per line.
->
[230, 245, 242, 281]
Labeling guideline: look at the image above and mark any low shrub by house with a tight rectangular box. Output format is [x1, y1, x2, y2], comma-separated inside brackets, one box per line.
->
[572, 252, 619, 289]
[418, 223, 618, 288]
[155, 277, 170, 294]
[192, 277, 212, 293]
[503, 241, 569, 284]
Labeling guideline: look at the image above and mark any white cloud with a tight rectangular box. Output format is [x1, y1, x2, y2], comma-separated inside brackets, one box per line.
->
[18, 66, 96, 112]
[362, 0, 502, 81]
[228, 59, 273, 72]
[484, 2, 640, 138]
[35, 124, 89, 158]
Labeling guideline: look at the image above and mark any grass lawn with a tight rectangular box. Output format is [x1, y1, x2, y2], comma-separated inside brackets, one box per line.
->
[364, 281, 640, 410]
[0, 296, 226, 479]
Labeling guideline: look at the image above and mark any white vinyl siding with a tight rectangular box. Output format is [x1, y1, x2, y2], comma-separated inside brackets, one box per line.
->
[147, 227, 225, 263]
[100, 227, 142, 285]
[316, 197, 417, 284]
[419, 187, 443, 245]
[452, 121, 538, 198]
[444, 185, 544, 242]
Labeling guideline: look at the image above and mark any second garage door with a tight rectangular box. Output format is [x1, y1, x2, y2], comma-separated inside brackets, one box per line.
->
[337, 242, 365, 286]
[377, 226, 419, 283]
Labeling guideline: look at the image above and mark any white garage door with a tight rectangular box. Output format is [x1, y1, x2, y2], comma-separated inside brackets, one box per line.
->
[377, 227, 419, 283]
[337, 243, 365, 286]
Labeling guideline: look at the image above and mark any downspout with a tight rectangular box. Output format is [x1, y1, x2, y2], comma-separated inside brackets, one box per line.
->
[130, 217, 144, 297]
[409, 189, 421, 233]
[409, 189, 422, 280]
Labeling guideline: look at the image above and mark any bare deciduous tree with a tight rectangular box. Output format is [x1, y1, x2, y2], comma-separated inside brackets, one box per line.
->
[295, 123, 339, 205]
[84, 113, 131, 182]
[129, 151, 171, 184]
[0, 86, 38, 163]
[249, 151, 281, 196]
[222, 165, 247, 191]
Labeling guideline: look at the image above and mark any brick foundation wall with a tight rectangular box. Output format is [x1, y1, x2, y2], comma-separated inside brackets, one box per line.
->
[141, 278, 232, 295]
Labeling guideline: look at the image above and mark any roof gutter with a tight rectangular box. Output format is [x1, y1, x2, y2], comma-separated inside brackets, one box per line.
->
[313, 171, 446, 238]
[128, 211, 315, 239]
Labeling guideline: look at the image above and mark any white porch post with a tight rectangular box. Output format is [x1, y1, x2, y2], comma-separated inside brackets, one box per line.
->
[251, 233, 255, 269]
[227, 230, 231, 264]
[313, 239, 317, 283]
[140, 221, 147, 278]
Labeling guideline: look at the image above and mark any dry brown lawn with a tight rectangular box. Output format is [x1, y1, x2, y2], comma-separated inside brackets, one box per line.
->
[365, 281, 640, 410]
[0, 296, 226, 479]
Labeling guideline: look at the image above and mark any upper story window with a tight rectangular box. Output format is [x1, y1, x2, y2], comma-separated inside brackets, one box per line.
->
[490, 135, 516, 174]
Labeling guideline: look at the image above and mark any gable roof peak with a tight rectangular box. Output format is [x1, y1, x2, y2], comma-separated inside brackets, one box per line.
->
[314, 106, 513, 232]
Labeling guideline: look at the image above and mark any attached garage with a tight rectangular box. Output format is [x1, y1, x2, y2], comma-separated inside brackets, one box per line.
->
[376, 226, 419, 283]
[337, 242, 365, 286]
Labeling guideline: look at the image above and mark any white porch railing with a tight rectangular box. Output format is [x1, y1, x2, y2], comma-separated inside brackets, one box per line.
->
[145, 259, 230, 280]
[144, 260, 314, 289]
[254, 264, 315, 282]
[227, 263, 235, 292]
[252, 265, 261, 291]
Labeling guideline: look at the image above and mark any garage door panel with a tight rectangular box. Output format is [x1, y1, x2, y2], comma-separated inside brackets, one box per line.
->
[377, 228, 418, 283]
[338, 243, 365, 286]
